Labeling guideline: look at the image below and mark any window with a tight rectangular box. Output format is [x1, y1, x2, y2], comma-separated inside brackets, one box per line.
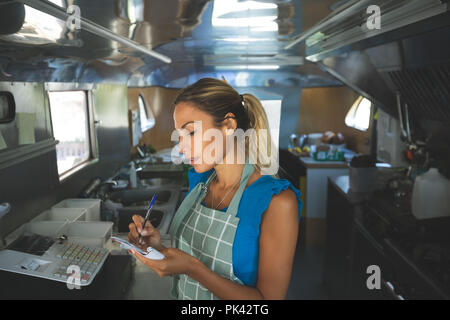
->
[138, 94, 155, 132]
[345, 96, 372, 131]
[0, 92, 15, 124]
[48, 91, 92, 176]
[1, 0, 66, 45]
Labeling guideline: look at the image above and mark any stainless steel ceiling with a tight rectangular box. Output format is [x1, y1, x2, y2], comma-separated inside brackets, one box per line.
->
[0, 0, 341, 88]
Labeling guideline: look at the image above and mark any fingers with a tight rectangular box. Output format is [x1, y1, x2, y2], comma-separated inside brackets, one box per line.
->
[128, 222, 140, 240]
[131, 214, 155, 236]
[131, 214, 144, 231]
[130, 249, 165, 275]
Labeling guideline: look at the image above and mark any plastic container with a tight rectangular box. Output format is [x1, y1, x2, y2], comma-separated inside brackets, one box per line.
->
[308, 133, 324, 146]
[22, 221, 68, 238]
[17, 221, 112, 247]
[63, 221, 113, 247]
[313, 151, 345, 162]
[349, 167, 377, 192]
[412, 168, 450, 220]
[31, 208, 86, 222]
[52, 199, 101, 221]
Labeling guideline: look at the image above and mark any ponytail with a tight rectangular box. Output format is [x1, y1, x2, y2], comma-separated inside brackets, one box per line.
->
[242, 94, 277, 175]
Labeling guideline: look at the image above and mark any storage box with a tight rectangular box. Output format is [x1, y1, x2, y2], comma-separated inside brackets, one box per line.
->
[63, 221, 113, 247]
[18, 221, 112, 247]
[52, 199, 101, 221]
[22, 221, 68, 238]
[31, 208, 86, 223]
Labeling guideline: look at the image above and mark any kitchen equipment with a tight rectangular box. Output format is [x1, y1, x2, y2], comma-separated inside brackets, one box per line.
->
[412, 168, 450, 220]
[289, 134, 300, 149]
[363, 190, 450, 299]
[308, 133, 324, 146]
[299, 135, 308, 148]
[349, 167, 377, 192]
[377, 109, 409, 168]
[80, 177, 102, 198]
[387, 177, 413, 210]
[0, 233, 109, 286]
[349, 155, 377, 192]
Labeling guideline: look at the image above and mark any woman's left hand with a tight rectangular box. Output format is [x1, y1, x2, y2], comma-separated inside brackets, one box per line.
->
[130, 247, 199, 278]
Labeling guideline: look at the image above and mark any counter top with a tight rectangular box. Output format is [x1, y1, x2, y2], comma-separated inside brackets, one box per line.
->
[328, 175, 370, 205]
[300, 157, 348, 169]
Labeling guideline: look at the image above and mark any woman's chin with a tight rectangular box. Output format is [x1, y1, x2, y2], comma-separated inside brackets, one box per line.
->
[192, 162, 214, 173]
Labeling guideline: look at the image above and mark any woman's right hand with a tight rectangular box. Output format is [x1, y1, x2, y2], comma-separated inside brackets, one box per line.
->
[128, 215, 162, 251]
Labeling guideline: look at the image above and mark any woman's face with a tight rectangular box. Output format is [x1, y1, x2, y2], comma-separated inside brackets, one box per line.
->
[174, 102, 231, 173]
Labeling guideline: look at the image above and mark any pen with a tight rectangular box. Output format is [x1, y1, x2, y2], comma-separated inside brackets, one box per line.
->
[138, 193, 157, 242]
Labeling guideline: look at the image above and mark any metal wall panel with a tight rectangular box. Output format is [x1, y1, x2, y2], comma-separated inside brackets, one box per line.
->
[0, 83, 130, 239]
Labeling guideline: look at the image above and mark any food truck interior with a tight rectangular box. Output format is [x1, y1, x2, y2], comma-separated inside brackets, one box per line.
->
[0, 0, 449, 300]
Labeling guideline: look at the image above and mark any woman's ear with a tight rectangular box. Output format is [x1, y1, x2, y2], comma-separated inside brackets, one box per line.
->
[222, 112, 237, 135]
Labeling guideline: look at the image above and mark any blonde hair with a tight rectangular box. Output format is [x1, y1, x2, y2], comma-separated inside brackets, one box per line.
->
[174, 78, 276, 174]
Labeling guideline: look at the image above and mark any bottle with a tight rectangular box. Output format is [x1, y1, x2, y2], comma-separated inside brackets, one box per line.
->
[130, 162, 138, 189]
[80, 177, 102, 198]
[412, 168, 450, 220]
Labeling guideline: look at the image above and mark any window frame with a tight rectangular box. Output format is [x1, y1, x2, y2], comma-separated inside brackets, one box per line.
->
[46, 83, 99, 182]
[0, 92, 16, 124]
[138, 94, 155, 133]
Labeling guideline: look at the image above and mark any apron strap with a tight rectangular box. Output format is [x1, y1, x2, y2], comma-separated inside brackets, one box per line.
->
[225, 163, 255, 217]
[168, 162, 254, 235]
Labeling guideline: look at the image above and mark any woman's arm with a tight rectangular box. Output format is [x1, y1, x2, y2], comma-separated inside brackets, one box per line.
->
[132, 188, 299, 300]
[189, 188, 299, 299]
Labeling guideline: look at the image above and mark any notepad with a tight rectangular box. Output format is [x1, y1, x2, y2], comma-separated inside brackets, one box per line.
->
[111, 236, 148, 255]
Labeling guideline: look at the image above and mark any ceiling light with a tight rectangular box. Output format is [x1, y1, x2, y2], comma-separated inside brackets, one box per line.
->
[212, 0, 278, 31]
[215, 65, 279, 71]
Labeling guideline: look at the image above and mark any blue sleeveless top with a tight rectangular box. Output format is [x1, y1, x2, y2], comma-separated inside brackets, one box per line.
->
[186, 167, 302, 287]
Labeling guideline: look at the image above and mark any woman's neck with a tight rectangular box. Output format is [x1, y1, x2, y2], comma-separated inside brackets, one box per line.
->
[213, 144, 251, 188]
[213, 162, 244, 189]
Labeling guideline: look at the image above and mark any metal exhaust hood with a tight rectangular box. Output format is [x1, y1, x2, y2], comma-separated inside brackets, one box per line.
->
[289, 0, 450, 125]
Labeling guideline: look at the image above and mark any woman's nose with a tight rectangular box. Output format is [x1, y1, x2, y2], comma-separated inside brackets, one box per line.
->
[178, 136, 188, 156]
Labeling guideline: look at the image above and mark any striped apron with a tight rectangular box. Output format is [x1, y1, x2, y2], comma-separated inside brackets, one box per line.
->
[168, 163, 255, 300]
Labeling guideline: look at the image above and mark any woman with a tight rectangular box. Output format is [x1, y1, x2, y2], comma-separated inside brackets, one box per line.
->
[128, 78, 302, 300]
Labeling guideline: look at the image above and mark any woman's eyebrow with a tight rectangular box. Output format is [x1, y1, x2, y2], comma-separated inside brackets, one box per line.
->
[181, 121, 195, 130]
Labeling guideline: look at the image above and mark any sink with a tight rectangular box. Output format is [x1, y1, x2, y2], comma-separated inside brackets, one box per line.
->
[108, 185, 181, 235]
[138, 163, 184, 180]
[116, 208, 165, 233]
[139, 178, 182, 187]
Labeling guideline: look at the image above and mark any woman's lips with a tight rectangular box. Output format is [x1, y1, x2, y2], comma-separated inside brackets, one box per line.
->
[190, 157, 199, 165]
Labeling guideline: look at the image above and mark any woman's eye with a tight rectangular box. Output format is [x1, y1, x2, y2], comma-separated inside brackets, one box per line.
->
[189, 131, 195, 136]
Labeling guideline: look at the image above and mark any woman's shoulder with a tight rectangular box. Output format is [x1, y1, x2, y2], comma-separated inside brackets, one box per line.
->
[249, 174, 301, 198]
[244, 175, 303, 221]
